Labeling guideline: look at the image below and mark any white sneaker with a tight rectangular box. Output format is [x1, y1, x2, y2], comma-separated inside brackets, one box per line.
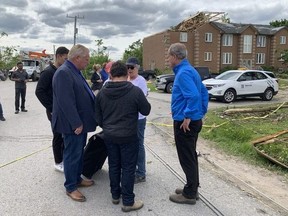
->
[54, 162, 64, 172]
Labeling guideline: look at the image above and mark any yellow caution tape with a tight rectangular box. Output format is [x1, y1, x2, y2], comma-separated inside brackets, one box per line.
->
[0, 146, 51, 169]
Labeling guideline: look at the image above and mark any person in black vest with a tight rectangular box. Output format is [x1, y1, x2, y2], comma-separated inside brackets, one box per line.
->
[11, 62, 29, 114]
[35, 46, 69, 172]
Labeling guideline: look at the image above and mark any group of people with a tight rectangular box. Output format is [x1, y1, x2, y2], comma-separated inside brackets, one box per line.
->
[90, 61, 114, 95]
[33, 42, 208, 213]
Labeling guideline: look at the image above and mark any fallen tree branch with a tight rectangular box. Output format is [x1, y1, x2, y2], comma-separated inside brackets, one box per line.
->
[252, 130, 288, 144]
[224, 103, 288, 115]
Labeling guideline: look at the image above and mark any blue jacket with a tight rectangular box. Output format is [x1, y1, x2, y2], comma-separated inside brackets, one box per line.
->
[171, 59, 208, 121]
[52, 60, 97, 134]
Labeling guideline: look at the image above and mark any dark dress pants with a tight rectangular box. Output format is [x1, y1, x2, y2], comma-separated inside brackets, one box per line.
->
[47, 110, 64, 164]
[15, 88, 26, 111]
[173, 119, 202, 199]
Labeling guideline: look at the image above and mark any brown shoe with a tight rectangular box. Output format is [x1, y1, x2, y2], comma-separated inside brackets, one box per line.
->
[66, 190, 86, 202]
[175, 188, 200, 200]
[78, 179, 95, 187]
[169, 194, 196, 205]
[122, 200, 144, 212]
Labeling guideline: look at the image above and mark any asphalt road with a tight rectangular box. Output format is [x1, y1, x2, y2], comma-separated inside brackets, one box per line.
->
[0, 80, 285, 216]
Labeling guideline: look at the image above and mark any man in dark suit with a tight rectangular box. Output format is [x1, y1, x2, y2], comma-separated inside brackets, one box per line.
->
[52, 44, 97, 202]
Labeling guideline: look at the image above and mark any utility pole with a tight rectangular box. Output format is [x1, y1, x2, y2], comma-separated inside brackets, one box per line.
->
[66, 14, 84, 45]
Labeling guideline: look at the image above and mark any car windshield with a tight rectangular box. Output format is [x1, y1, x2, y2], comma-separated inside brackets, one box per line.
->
[264, 72, 275, 78]
[215, 71, 242, 80]
[22, 61, 36, 66]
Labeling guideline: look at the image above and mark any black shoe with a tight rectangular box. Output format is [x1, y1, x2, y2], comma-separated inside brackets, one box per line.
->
[175, 188, 200, 200]
[134, 176, 146, 184]
[15, 110, 19, 114]
[21, 109, 28, 112]
[0, 117, 5, 121]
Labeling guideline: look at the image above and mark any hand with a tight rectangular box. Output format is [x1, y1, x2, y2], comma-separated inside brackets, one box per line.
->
[74, 125, 83, 135]
[180, 118, 191, 133]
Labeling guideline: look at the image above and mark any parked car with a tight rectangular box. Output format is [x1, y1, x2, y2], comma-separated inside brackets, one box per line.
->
[155, 66, 211, 93]
[202, 70, 279, 103]
[138, 68, 156, 80]
[0, 69, 8, 81]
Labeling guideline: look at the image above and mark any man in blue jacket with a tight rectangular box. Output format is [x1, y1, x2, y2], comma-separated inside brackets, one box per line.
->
[168, 43, 209, 205]
[52, 44, 97, 202]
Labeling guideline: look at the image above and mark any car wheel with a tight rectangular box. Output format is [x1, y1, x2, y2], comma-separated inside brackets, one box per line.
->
[222, 89, 236, 103]
[166, 82, 173, 94]
[262, 88, 274, 101]
[32, 72, 37, 81]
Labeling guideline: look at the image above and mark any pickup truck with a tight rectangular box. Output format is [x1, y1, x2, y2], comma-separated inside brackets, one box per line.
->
[155, 66, 211, 93]
[138, 68, 156, 80]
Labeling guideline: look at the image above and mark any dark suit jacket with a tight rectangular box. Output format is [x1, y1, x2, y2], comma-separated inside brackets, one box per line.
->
[52, 60, 97, 134]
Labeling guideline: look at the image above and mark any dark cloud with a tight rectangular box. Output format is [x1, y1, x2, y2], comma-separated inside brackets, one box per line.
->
[0, 0, 287, 59]
[0, 13, 31, 33]
[1, 0, 28, 7]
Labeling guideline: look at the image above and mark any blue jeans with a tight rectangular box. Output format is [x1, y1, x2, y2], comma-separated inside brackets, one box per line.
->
[136, 118, 146, 178]
[105, 138, 138, 206]
[62, 133, 87, 192]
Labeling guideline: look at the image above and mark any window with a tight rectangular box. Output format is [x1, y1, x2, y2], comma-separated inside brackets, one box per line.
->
[257, 36, 266, 47]
[204, 52, 212, 61]
[180, 32, 187, 42]
[280, 36, 286, 44]
[205, 33, 212, 42]
[222, 34, 233, 46]
[256, 53, 265, 64]
[222, 53, 232, 64]
[279, 53, 285, 61]
[243, 35, 252, 53]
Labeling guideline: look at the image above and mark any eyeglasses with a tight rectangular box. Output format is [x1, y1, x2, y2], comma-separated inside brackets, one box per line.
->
[127, 65, 135, 70]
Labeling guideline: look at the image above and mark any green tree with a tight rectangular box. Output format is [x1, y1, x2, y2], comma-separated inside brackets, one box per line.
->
[279, 49, 288, 65]
[270, 19, 288, 27]
[122, 39, 143, 66]
[0, 31, 8, 38]
[0, 46, 20, 70]
[0, 31, 20, 71]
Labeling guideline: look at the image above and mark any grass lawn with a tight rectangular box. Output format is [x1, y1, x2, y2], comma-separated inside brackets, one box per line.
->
[201, 103, 288, 177]
[147, 80, 158, 92]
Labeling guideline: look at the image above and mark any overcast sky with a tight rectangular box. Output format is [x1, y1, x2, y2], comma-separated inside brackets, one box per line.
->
[0, 0, 287, 60]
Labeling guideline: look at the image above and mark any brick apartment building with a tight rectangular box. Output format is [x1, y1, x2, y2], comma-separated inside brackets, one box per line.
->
[143, 15, 288, 74]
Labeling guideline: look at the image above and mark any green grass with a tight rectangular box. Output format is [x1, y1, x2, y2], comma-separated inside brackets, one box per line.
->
[279, 78, 288, 89]
[147, 80, 158, 92]
[201, 104, 288, 176]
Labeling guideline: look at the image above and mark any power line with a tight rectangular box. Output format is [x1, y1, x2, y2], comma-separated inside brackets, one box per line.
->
[66, 14, 84, 45]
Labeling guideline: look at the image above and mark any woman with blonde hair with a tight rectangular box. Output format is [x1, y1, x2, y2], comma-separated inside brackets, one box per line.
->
[90, 64, 103, 95]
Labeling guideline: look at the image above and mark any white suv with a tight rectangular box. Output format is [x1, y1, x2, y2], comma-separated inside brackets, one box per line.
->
[202, 70, 279, 103]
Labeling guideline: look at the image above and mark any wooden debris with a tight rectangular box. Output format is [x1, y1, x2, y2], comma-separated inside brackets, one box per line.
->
[252, 130, 288, 144]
